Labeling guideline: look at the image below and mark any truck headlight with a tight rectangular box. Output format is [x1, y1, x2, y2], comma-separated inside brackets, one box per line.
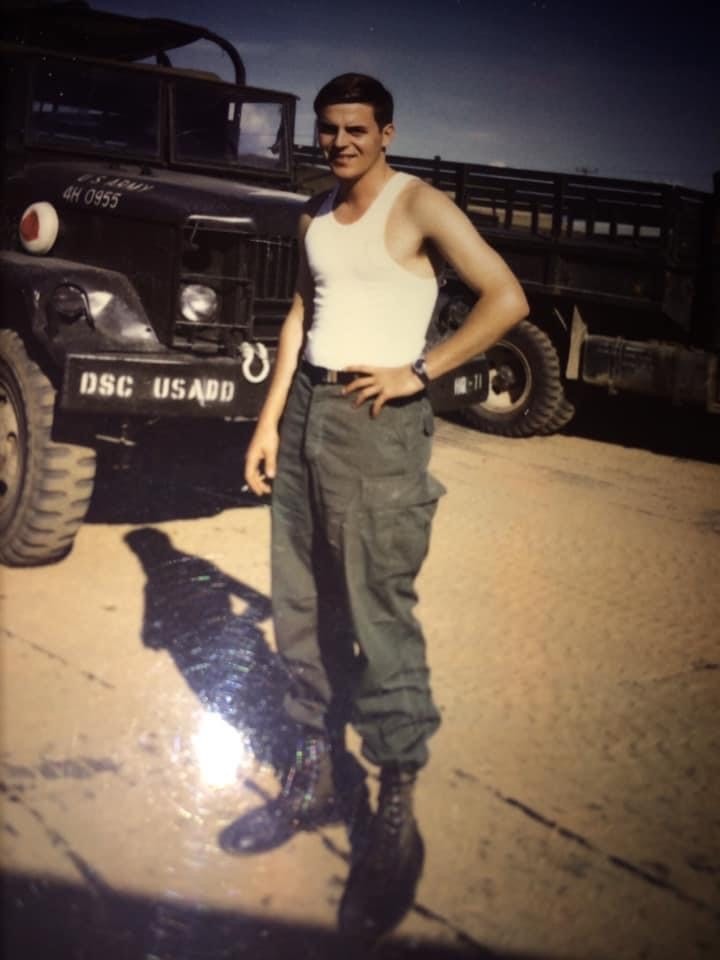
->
[51, 284, 90, 323]
[179, 284, 218, 323]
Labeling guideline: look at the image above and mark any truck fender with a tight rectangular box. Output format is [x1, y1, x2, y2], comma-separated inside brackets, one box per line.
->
[0, 257, 38, 337]
[0, 251, 159, 367]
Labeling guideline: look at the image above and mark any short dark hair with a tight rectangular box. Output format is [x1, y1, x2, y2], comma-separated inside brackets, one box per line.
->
[313, 73, 394, 129]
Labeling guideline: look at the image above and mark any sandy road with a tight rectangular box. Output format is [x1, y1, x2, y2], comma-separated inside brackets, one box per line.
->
[1, 405, 719, 960]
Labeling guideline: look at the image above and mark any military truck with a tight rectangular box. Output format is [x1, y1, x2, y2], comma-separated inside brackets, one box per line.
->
[296, 148, 720, 438]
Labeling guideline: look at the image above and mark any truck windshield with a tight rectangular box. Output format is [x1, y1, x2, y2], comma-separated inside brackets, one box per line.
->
[173, 79, 289, 173]
[29, 59, 160, 158]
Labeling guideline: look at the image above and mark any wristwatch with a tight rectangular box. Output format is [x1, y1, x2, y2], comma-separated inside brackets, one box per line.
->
[411, 355, 431, 387]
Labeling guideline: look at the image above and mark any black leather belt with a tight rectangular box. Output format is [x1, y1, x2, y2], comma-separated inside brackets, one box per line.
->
[301, 361, 356, 386]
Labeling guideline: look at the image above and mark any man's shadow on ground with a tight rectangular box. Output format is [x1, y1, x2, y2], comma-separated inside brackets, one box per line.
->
[124, 526, 297, 773]
[124, 527, 367, 799]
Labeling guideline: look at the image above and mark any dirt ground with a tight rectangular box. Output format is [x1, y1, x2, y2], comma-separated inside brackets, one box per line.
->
[2, 395, 719, 960]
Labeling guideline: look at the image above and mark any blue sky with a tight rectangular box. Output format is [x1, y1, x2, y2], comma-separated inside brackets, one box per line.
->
[90, 0, 718, 190]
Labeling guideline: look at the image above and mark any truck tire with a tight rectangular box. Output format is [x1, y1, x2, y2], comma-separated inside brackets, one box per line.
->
[537, 396, 576, 435]
[461, 320, 565, 437]
[0, 330, 96, 566]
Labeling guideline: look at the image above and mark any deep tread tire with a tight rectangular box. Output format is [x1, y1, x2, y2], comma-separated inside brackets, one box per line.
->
[0, 330, 96, 566]
[537, 396, 576, 435]
[462, 320, 565, 437]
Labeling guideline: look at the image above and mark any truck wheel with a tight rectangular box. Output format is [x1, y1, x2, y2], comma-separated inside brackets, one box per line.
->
[462, 320, 565, 437]
[0, 330, 96, 566]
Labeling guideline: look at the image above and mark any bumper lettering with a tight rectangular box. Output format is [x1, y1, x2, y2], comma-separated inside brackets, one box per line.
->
[62, 354, 260, 418]
[80, 371, 135, 398]
[152, 376, 236, 405]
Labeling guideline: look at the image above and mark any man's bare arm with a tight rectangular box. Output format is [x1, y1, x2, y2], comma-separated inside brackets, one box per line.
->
[415, 184, 529, 379]
[244, 209, 314, 495]
[343, 183, 528, 415]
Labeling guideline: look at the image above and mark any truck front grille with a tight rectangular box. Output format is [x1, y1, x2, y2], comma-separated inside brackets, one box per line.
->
[248, 235, 298, 303]
[245, 235, 298, 343]
[176, 218, 252, 354]
[175, 220, 297, 353]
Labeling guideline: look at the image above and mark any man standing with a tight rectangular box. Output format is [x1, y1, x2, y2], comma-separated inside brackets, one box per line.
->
[223, 74, 528, 938]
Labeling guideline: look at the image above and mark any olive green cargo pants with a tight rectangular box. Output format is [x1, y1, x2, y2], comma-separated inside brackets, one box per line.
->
[271, 366, 445, 770]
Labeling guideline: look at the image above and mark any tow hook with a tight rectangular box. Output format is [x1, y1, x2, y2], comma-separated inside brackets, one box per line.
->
[240, 342, 270, 383]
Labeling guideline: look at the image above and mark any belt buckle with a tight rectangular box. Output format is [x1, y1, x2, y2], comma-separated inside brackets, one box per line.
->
[326, 369, 338, 384]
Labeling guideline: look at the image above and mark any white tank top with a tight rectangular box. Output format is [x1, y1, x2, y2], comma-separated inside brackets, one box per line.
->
[303, 172, 438, 368]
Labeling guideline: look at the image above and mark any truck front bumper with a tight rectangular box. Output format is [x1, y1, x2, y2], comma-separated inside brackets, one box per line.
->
[60, 352, 271, 419]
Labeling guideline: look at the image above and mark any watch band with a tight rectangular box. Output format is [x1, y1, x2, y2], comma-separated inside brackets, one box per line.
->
[411, 356, 431, 387]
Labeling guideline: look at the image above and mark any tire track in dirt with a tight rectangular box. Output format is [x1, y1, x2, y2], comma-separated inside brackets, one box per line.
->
[2, 785, 110, 895]
[485, 784, 720, 922]
[1, 626, 115, 689]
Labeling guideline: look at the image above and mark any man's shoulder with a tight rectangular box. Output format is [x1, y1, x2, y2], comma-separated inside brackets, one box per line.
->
[397, 175, 449, 208]
[393, 174, 456, 226]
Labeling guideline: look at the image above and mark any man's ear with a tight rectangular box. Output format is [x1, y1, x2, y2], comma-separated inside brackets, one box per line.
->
[381, 122, 396, 151]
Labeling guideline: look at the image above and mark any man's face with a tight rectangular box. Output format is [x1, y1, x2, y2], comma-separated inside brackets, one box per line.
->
[317, 102, 394, 181]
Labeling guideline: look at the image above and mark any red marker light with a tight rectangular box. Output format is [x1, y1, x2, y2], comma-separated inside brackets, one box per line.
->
[18, 202, 59, 254]
[20, 209, 40, 243]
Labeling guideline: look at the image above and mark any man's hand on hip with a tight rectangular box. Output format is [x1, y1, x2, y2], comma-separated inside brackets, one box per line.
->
[343, 364, 424, 417]
[244, 422, 279, 496]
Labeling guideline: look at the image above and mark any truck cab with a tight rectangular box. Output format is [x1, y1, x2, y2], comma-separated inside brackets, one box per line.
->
[0, 1, 303, 565]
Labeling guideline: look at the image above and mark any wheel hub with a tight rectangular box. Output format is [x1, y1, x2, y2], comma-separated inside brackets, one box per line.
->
[481, 344, 531, 413]
[491, 364, 517, 394]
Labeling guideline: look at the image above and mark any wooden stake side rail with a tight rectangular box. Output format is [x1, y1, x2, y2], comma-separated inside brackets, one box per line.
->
[293, 146, 708, 266]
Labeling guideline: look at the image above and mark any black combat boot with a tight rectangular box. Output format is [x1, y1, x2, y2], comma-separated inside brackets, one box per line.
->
[338, 766, 424, 942]
[218, 733, 339, 854]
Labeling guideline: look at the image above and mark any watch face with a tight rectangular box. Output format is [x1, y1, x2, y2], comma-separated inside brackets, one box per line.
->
[413, 358, 429, 383]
